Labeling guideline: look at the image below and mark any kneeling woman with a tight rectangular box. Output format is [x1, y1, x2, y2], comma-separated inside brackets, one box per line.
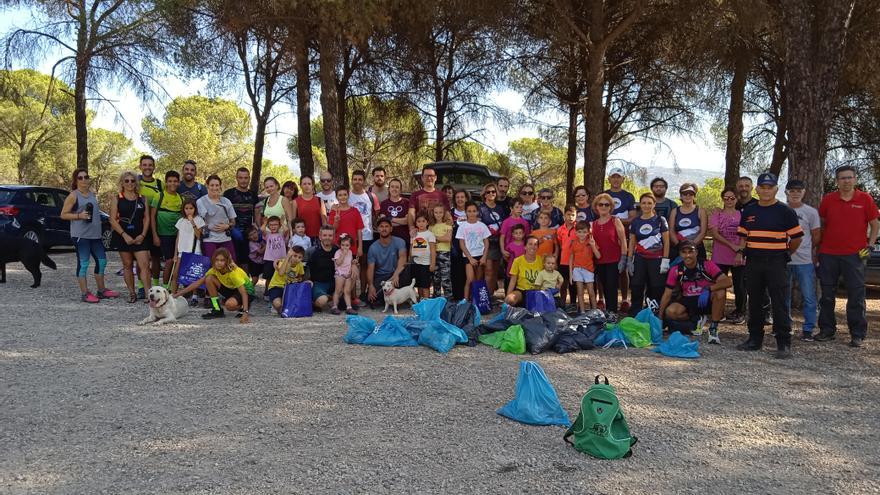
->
[175, 247, 253, 323]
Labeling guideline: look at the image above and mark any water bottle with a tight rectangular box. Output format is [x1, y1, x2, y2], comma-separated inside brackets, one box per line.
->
[84, 202, 94, 221]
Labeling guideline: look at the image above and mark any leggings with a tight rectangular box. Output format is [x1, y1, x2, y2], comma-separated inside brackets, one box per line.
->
[560, 264, 576, 306]
[595, 262, 620, 313]
[717, 264, 746, 313]
[433, 251, 452, 298]
[451, 254, 466, 300]
[73, 237, 107, 279]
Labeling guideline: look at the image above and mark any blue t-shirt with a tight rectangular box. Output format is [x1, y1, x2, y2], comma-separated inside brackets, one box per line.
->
[576, 206, 595, 223]
[178, 181, 207, 201]
[368, 236, 406, 276]
[631, 214, 668, 259]
[479, 202, 507, 238]
[605, 189, 636, 221]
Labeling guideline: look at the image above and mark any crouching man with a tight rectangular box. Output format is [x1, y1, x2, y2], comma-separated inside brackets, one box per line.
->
[658, 240, 731, 344]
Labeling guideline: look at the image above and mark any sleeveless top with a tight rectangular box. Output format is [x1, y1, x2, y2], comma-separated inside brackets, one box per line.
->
[592, 217, 622, 265]
[263, 194, 287, 225]
[674, 206, 701, 242]
[70, 189, 102, 240]
[294, 195, 322, 238]
[117, 194, 146, 235]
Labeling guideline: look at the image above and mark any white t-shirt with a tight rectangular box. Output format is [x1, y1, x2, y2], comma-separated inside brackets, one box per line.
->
[316, 191, 338, 213]
[348, 190, 377, 241]
[411, 230, 437, 265]
[455, 221, 491, 257]
[789, 203, 820, 265]
[522, 202, 540, 222]
[175, 216, 206, 255]
[288, 233, 311, 251]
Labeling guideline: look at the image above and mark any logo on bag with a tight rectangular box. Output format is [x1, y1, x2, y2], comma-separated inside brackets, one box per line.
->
[591, 423, 609, 437]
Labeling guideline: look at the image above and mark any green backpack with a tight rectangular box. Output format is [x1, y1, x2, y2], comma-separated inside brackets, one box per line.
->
[564, 375, 638, 460]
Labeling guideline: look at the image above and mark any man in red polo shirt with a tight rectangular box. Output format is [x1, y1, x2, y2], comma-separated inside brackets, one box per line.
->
[815, 165, 880, 347]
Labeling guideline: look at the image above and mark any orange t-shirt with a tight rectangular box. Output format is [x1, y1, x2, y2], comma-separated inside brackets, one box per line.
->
[570, 237, 595, 272]
[532, 228, 557, 258]
[556, 223, 577, 266]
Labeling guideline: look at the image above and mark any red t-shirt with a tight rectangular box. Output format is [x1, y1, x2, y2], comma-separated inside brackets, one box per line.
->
[409, 189, 450, 217]
[294, 195, 323, 238]
[328, 206, 364, 254]
[818, 190, 879, 255]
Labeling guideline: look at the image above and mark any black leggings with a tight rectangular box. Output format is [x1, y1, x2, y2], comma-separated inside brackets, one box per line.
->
[717, 264, 746, 313]
[451, 254, 466, 300]
[560, 264, 576, 305]
[595, 262, 620, 313]
[630, 255, 664, 316]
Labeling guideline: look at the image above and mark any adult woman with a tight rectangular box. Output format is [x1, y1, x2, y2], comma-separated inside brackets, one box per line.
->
[626, 193, 669, 315]
[669, 183, 708, 260]
[479, 182, 507, 297]
[573, 185, 594, 223]
[109, 171, 152, 303]
[532, 188, 563, 229]
[256, 177, 295, 228]
[60, 168, 119, 303]
[282, 180, 299, 201]
[591, 193, 628, 313]
[197, 175, 238, 259]
[708, 187, 746, 323]
[380, 178, 410, 247]
[518, 184, 539, 223]
[450, 189, 470, 300]
[294, 175, 326, 244]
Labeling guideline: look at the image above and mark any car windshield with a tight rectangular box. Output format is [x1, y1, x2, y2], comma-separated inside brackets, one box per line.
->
[438, 172, 490, 187]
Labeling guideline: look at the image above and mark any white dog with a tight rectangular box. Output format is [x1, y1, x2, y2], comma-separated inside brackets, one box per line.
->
[382, 278, 418, 314]
[140, 286, 189, 325]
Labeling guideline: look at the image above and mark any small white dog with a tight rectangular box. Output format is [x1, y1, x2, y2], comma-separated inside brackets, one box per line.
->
[382, 278, 418, 314]
[140, 286, 189, 325]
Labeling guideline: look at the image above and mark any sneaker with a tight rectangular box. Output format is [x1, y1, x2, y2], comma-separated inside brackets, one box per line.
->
[619, 300, 631, 313]
[235, 311, 244, 318]
[763, 313, 773, 326]
[725, 311, 745, 324]
[189, 297, 199, 307]
[774, 344, 792, 359]
[330, 307, 341, 315]
[693, 316, 707, 336]
[345, 307, 358, 315]
[849, 337, 864, 348]
[96, 289, 120, 299]
[137, 287, 145, 300]
[201, 308, 225, 319]
[81, 292, 100, 304]
[736, 340, 762, 351]
[708, 327, 721, 345]
[814, 332, 836, 342]
[353, 298, 366, 309]
[800, 333, 815, 342]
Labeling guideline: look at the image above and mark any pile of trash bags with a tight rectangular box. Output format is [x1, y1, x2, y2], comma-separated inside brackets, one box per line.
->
[474, 306, 608, 355]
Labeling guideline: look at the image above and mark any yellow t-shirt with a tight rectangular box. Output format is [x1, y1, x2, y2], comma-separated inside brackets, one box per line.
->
[206, 266, 255, 295]
[534, 270, 563, 290]
[430, 223, 453, 252]
[510, 255, 543, 291]
[268, 260, 305, 289]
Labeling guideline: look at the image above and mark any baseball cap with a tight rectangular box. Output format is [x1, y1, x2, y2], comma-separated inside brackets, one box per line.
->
[785, 179, 805, 190]
[757, 173, 778, 186]
[607, 166, 625, 177]
[678, 239, 697, 252]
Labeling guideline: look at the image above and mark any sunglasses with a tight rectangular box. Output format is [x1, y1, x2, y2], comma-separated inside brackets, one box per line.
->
[485, 190, 496, 194]
[77, 174, 89, 180]
[123, 178, 136, 184]
[521, 191, 534, 195]
[320, 178, 332, 183]
[723, 196, 736, 200]
[597, 202, 611, 207]
[540, 195, 552, 200]
[575, 193, 587, 197]
[681, 191, 696, 196]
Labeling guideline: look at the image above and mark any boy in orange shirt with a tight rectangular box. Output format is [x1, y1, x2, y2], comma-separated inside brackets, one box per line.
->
[569, 221, 602, 313]
[532, 211, 558, 259]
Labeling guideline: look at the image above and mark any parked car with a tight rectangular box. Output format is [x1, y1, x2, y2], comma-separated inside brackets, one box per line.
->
[867, 241, 880, 286]
[412, 161, 501, 201]
[0, 185, 113, 250]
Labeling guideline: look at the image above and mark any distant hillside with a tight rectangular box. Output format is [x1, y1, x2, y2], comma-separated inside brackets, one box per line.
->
[633, 166, 723, 190]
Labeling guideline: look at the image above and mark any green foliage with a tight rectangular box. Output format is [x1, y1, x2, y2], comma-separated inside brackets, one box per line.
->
[261, 159, 297, 186]
[691, 177, 725, 212]
[507, 137, 567, 193]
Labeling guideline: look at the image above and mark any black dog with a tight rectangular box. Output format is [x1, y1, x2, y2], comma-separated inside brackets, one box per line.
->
[0, 236, 57, 288]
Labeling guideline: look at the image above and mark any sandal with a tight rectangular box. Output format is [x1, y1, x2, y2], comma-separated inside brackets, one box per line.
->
[128, 292, 137, 303]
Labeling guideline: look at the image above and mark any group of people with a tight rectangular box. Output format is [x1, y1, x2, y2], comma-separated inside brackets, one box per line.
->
[61, 159, 878, 357]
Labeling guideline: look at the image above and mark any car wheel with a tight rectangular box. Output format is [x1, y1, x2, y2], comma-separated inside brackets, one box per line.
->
[22, 229, 40, 245]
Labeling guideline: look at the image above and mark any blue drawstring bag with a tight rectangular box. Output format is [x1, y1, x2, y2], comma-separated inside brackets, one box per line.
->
[635, 308, 663, 345]
[362, 316, 419, 347]
[177, 252, 211, 290]
[497, 361, 571, 427]
[418, 320, 467, 353]
[526, 290, 556, 314]
[594, 325, 630, 348]
[471, 280, 492, 314]
[654, 331, 700, 359]
[344, 315, 377, 344]
[280, 283, 313, 318]
[413, 297, 447, 321]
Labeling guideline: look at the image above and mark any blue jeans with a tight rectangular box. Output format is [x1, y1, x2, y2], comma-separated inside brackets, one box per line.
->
[785, 264, 817, 333]
[73, 237, 106, 279]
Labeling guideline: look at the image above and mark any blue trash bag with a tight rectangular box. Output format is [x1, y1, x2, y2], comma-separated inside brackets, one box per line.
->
[399, 318, 429, 339]
[526, 290, 556, 314]
[344, 315, 377, 344]
[593, 325, 630, 348]
[489, 303, 510, 323]
[471, 280, 492, 314]
[413, 297, 447, 321]
[635, 307, 663, 345]
[280, 282, 313, 318]
[497, 361, 571, 427]
[654, 331, 700, 359]
[362, 316, 419, 347]
[418, 320, 467, 353]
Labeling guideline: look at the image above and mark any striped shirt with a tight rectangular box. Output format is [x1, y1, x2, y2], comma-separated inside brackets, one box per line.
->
[738, 201, 803, 256]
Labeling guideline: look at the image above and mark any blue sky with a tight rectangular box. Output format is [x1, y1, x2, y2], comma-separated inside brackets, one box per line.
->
[2, 7, 726, 177]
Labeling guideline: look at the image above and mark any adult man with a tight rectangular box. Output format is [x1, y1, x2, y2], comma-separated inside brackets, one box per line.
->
[496, 176, 512, 210]
[350, 170, 381, 302]
[605, 165, 637, 312]
[735, 176, 757, 211]
[659, 240, 731, 344]
[316, 171, 338, 212]
[223, 167, 258, 268]
[735, 173, 803, 359]
[137, 155, 164, 291]
[366, 218, 408, 306]
[150, 170, 182, 287]
[409, 164, 450, 227]
[307, 225, 340, 311]
[815, 165, 880, 347]
[178, 160, 207, 201]
[504, 236, 543, 307]
[650, 177, 678, 220]
[368, 166, 388, 203]
[783, 179, 821, 341]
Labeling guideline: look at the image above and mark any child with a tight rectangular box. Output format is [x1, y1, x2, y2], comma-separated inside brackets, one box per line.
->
[266, 245, 307, 314]
[556, 205, 578, 307]
[504, 224, 526, 293]
[261, 215, 288, 291]
[173, 198, 205, 304]
[288, 218, 311, 252]
[410, 213, 437, 299]
[455, 201, 491, 301]
[174, 247, 254, 323]
[569, 221, 601, 313]
[152, 170, 183, 287]
[247, 225, 264, 286]
[533, 254, 564, 307]
[331, 234, 357, 315]
[532, 211, 558, 259]
[499, 198, 531, 261]
[430, 204, 453, 298]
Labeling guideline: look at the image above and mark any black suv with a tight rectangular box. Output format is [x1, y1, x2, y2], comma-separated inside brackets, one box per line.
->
[0, 185, 113, 249]
[412, 161, 501, 201]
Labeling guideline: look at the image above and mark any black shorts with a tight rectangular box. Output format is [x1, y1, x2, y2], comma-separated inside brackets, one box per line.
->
[248, 261, 263, 278]
[262, 260, 277, 282]
[362, 239, 374, 258]
[159, 235, 176, 261]
[678, 295, 708, 318]
[147, 228, 162, 257]
[266, 286, 284, 301]
[218, 285, 252, 307]
[412, 263, 432, 289]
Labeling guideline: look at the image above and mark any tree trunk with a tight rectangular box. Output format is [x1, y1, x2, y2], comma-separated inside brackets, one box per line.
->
[725, 50, 749, 189]
[769, 114, 787, 176]
[318, 33, 346, 185]
[781, 0, 854, 205]
[336, 80, 348, 174]
[74, 58, 89, 172]
[583, 43, 606, 195]
[434, 86, 446, 162]
[250, 117, 267, 194]
[565, 102, 578, 204]
[294, 38, 314, 177]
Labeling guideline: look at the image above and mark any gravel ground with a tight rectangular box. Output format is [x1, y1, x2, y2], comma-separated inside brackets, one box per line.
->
[2, 252, 879, 495]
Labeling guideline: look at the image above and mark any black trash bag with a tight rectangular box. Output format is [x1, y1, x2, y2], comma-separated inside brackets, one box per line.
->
[541, 309, 571, 332]
[441, 300, 479, 345]
[565, 310, 608, 345]
[503, 305, 532, 323]
[553, 330, 596, 353]
[521, 316, 560, 354]
[475, 318, 514, 335]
